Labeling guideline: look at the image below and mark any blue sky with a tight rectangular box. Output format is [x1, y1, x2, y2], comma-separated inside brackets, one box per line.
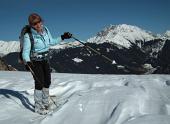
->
[0, 0, 170, 41]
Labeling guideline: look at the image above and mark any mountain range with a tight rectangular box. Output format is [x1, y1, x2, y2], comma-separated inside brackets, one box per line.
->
[0, 24, 170, 74]
[0, 24, 169, 56]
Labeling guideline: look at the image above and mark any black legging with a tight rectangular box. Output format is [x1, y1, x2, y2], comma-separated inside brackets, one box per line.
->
[30, 60, 51, 90]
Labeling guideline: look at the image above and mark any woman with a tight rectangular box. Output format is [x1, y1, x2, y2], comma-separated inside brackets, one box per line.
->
[22, 13, 72, 115]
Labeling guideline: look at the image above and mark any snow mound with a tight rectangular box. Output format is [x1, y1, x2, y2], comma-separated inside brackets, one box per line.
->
[0, 72, 170, 124]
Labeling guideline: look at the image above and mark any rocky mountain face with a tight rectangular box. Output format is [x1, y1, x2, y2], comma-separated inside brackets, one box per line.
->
[0, 57, 16, 71]
[155, 40, 170, 73]
[1, 24, 170, 74]
[49, 39, 168, 74]
[48, 24, 169, 74]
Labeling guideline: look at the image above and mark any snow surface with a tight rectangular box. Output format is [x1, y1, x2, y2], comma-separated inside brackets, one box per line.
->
[0, 71, 170, 124]
[72, 57, 83, 63]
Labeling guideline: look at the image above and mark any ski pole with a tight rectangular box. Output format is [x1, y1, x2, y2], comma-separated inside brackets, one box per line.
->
[27, 64, 58, 107]
[72, 36, 113, 64]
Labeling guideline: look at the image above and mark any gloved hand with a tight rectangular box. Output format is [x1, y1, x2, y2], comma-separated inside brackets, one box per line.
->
[25, 62, 34, 71]
[61, 32, 72, 40]
[27, 62, 33, 67]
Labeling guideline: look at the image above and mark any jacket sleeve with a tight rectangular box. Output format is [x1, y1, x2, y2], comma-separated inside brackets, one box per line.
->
[22, 33, 31, 62]
[45, 27, 63, 46]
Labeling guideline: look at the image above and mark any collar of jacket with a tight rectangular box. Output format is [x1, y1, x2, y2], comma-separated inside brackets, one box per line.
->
[31, 26, 47, 35]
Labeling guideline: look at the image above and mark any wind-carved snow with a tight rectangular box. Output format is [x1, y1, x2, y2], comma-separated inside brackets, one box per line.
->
[0, 72, 170, 124]
[87, 24, 155, 48]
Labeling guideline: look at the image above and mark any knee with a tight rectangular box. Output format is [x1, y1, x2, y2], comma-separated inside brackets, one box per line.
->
[44, 81, 51, 88]
[35, 82, 43, 90]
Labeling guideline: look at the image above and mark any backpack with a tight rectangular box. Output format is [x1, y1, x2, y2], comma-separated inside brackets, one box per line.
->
[18, 25, 34, 64]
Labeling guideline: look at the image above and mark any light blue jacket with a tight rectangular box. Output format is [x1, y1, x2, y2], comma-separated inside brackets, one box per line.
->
[22, 26, 62, 62]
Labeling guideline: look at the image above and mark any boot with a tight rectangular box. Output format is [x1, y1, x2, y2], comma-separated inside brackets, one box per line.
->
[42, 88, 50, 110]
[34, 89, 49, 115]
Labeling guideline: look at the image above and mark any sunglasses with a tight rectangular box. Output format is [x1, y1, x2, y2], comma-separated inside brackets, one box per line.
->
[32, 20, 42, 26]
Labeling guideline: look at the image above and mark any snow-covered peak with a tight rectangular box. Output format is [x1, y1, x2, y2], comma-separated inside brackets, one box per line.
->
[87, 24, 155, 48]
[0, 40, 82, 56]
[50, 41, 83, 49]
[0, 40, 20, 56]
[164, 30, 170, 39]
